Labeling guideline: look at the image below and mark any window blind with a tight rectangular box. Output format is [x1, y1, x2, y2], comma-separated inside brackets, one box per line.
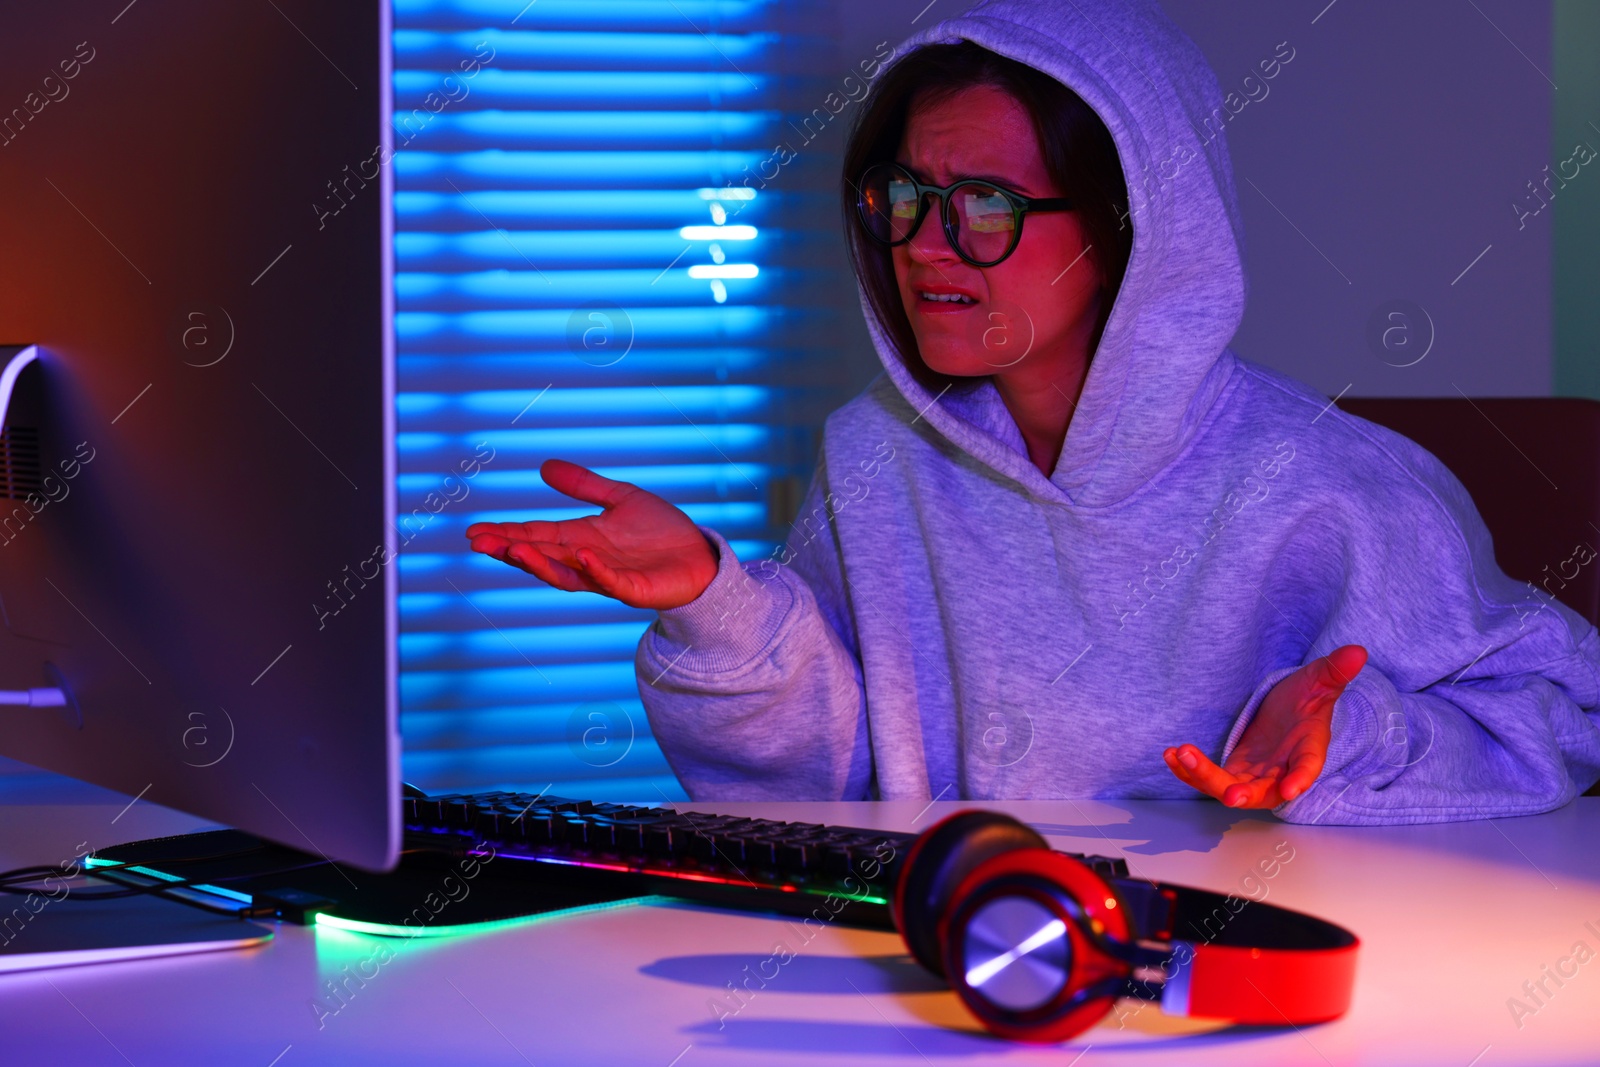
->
[392, 0, 848, 800]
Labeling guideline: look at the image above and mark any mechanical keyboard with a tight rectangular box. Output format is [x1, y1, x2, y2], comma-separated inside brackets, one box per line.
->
[91, 789, 1141, 935]
[403, 787, 1132, 931]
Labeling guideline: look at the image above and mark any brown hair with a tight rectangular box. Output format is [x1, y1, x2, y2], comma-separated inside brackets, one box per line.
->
[840, 41, 1132, 394]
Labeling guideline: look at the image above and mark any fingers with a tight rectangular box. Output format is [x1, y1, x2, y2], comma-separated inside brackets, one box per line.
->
[466, 531, 512, 556]
[464, 457, 632, 549]
[1163, 747, 1209, 798]
[572, 548, 637, 605]
[470, 533, 635, 603]
[466, 530, 573, 571]
[1163, 744, 1232, 797]
[1312, 644, 1368, 691]
[1278, 745, 1325, 803]
[506, 542, 590, 593]
[465, 519, 562, 545]
[540, 458, 634, 509]
[1164, 745, 1245, 805]
[1163, 744, 1283, 809]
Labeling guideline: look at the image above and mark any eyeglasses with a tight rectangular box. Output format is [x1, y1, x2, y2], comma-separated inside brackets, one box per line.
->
[854, 162, 1074, 267]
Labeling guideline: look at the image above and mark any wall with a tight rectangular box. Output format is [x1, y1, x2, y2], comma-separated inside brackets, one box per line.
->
[1553, 0, 1600, 400]
[828, 0, 1561, 400]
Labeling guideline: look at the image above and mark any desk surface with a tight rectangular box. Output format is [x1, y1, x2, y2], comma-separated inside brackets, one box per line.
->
[0, 778, 1595, 1067]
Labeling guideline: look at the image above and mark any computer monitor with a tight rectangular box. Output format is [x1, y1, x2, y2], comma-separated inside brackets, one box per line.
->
[0, 1, 399, 870]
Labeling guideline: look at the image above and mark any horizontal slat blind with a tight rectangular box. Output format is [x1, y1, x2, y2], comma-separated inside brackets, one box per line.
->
[392, 0, 844, 800]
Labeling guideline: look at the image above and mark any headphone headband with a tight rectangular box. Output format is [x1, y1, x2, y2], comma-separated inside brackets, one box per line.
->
[1110, 877, 1359, 1024]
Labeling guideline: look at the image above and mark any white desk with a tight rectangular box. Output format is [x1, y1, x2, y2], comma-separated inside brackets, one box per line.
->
[1, 777, 1595, 1066]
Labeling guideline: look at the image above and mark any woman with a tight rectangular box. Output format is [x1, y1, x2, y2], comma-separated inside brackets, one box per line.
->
[466, 0, 1600, 822]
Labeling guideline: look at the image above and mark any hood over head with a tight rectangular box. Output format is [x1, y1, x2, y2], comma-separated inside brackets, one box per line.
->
[859, 0, 1250, 508]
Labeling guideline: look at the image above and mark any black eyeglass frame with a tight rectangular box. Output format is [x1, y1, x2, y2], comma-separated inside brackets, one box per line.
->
[854, 161, 1075, 268]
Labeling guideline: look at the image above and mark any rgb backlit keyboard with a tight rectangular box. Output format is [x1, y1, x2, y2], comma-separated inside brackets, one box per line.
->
[404, 788, 1131, 930]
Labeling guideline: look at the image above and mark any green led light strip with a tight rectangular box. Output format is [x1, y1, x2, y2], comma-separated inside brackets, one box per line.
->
[314, 893, 678, 938]
[820, 890, 889, 905]
[83, 857, 255, 905]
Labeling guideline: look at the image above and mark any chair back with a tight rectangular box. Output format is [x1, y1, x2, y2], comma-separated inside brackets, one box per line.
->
[1336, 397, 1600, 628]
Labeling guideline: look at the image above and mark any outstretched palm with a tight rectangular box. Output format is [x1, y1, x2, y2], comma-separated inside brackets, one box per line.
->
[465, 459, 720, 610]
[1164, 645, 1368, 808]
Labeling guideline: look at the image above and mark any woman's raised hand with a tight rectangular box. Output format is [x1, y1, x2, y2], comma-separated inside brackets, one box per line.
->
[465, 458, 720, 610]
[1163, 644, 1369, 809]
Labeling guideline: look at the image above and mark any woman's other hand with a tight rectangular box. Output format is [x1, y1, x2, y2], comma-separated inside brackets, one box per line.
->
[1163, 644, 1369, 809]
[465, 458, 720, 610]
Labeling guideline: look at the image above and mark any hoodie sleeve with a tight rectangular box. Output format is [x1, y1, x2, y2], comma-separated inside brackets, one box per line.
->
[634, 456, 874, 801]
[1219, 432, 1600, 825]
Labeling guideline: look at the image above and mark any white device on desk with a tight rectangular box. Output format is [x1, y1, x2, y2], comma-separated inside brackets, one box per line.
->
[0, 894, 272, 975]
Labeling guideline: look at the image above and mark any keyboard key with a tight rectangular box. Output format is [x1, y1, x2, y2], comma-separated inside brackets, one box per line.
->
[1091, 857, 1128, 879]
[473, 810, 509, 840]
[612, 820, 649, 854]
[775, 840, 813, 872]
[550, 800, 596, 815]
[586, 820, 618, 850]
[733, 836, 777, 868]
[612, 806, 659, 819]
[643, 825, 677, 856]
[518, 814, 555, 844]
[687, 831, 718, 863]
[442, 799, 474, 827]
[814, 834, 870, 876]
[706, 834, 748, 867]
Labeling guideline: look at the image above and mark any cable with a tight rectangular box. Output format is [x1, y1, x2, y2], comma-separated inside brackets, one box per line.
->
[0, 838, 269, 881]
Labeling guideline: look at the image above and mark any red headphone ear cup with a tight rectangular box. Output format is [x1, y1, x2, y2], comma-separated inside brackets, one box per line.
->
[892, 810, 1047, 978]
[938, 848, 1132, 1044]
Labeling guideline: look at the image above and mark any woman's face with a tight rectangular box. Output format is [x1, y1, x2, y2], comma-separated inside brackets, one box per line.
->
[892, 84, 1103, 383]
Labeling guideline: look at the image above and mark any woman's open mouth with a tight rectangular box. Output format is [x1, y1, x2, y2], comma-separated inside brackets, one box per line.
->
[915, 289, 980, 313]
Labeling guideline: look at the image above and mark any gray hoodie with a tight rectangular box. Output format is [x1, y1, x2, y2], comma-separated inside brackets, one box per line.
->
[633, 0, 1600, 822]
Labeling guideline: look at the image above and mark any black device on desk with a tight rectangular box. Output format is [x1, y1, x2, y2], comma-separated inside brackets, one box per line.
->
[92, 786, 1131, 933]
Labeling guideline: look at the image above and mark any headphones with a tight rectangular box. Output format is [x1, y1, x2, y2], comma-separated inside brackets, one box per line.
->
[891, 810, 1359, 1043]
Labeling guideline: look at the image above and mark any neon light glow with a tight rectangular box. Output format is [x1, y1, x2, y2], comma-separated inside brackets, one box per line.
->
[679, 224, 758, 240]
[493, 851, 890, 905]
[393, 4, 786, 798]
[688, 264, 759, 280]
[313, 894, 673, 939]
[83, 857, 255, 905]
[0, 345, 39, 435]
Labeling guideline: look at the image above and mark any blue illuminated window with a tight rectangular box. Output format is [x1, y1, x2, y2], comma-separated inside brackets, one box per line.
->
[392, 1, 840, 800]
